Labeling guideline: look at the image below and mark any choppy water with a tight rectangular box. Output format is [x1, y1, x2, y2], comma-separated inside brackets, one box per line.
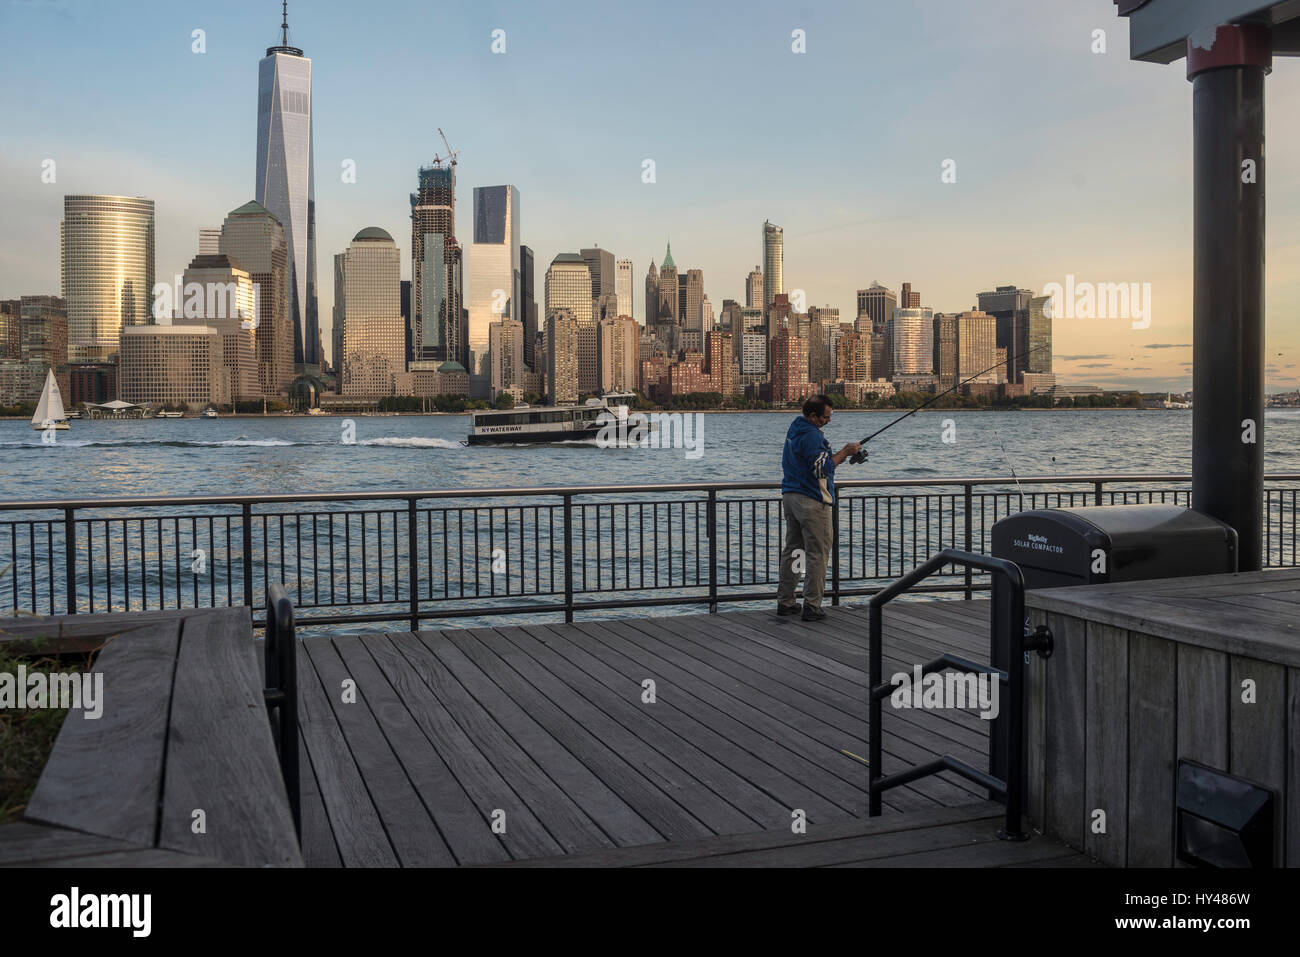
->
[4, 409, 1300, 500]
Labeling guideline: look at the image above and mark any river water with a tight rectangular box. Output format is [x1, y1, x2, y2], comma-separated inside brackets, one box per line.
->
[4, 409, 1300, 500]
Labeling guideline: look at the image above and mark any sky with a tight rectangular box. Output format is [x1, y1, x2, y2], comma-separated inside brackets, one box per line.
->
[2, 0, 1299, 392]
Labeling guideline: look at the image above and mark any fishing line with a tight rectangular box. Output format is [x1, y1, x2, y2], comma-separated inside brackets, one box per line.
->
[993, 426, 1027, 510]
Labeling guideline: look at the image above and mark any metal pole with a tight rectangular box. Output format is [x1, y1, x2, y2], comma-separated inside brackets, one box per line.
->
[408, 498, 419, 631]
[868, 601, 883, 817]
[963, 484, 972, 600]
[831, 496, 841, 607]
[1189, 24, 1270, 572]
[562, 493, 574, 623]
[242, 502, 254, 609]
[64, 508, 76, 615]
[706, 489, 718, 614]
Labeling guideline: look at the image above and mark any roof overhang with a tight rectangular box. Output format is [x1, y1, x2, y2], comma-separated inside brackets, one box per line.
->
[1117, 0, 1300, 62]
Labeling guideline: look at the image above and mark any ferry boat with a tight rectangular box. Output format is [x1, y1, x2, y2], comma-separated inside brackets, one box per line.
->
[156, 410, 184, 419]
[201, 408, 219, 419]
[467, 392, 635, 445]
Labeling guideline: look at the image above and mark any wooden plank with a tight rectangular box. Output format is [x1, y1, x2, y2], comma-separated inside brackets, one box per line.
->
[656, 816, 1008, 868]
[529, 621, 870, 821]
[330, 634, 508, 866]
[24, 618, 180, 846]
[294, 639, 399, 867]
[393, 631, 613, 854]
[494, 623, 788, 829]
[638, 612, 988, 804]
[1028, 590, 1300, 667]
[447, 628, 713, 843]
[689, 607, 990, 755]
[495, 802, 1000, 868]
[1084, 622, 1128, 866]
[725, 604, 995, 748]
[831, 834, 1084, 868]
[302, 636, 454, 866]
[157, 609, 302, 867]
[1175, 643, 1227, 869]
[296, 727, 341, 868]
[1044, 613, 1086, 850]
[361, 632, 561, 861]
[8, 847, 231, 868]
[577, 618, 894, 818]
[0, 821, 139, 865]
[419, 630, 661, 848]
[1289, 668, 1300, 868]
[1126, 632, 1176, 867]
[1228, 656, 1286, 867]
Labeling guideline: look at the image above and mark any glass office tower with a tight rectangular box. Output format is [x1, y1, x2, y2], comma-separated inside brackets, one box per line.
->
[256, 15, 318, 370]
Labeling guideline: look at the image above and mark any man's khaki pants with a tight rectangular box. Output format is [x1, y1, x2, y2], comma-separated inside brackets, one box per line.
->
[776, 492, 833, 611]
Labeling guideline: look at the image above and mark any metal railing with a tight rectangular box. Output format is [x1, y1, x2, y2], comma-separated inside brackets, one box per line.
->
[867, 549, 1053, 839]
[1, 473, 1298, 627]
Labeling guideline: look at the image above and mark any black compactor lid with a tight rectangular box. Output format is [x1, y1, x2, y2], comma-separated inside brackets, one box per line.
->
[1011, 504, 1235, 547]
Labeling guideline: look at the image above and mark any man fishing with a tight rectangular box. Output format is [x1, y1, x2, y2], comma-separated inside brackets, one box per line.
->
[777, 395, 861, 622]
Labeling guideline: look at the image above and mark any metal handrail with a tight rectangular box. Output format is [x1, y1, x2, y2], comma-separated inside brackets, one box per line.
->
[868, 549, 1051, 840]
[263, 583, 301, 841]
[2, 472, 1299, 511]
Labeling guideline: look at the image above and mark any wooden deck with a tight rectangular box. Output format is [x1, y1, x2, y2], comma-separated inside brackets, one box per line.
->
[296, 598, 1094, 867]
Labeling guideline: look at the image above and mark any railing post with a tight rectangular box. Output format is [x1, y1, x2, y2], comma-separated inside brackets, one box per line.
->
[1094, 480, 1104, 506]
[988, 573, 1012, 799]
[242, 502, 253, 610]
[64, 508, 76, 615]
[706, 489, 718, 614]
[831, 496, 841, 607]
[963, 484, 973, 600]
[562, 493, 574, 623]
[868, 601, 883, 816]
[408, 497, 419, 632]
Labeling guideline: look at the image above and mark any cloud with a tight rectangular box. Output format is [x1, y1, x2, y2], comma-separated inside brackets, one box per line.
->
[1057, 354, 1112, 361]
[1079, 362, 1110, 368]
[1143, 343, 1192, 350]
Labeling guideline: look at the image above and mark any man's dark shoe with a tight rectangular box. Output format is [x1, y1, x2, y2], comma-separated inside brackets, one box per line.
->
[801, 603, 827, 622]
[776, 603, 800, 616]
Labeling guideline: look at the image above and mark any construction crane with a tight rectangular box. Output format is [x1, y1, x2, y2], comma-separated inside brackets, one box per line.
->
[437, 128, 460, 168]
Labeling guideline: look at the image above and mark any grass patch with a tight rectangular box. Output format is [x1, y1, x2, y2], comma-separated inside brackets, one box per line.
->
[0, 637, 86, 824]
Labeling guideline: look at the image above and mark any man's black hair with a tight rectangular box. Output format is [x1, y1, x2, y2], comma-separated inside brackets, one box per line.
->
[802, 394, 834, 418]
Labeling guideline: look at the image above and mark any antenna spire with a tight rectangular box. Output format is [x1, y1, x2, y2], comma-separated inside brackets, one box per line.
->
[281, 1, 289, 47]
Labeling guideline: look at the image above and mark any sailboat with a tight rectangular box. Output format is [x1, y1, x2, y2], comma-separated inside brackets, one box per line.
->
[30, 368, 70, 431]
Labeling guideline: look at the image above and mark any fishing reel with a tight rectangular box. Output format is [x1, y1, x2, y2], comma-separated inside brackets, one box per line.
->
[849, 448, 868, 465]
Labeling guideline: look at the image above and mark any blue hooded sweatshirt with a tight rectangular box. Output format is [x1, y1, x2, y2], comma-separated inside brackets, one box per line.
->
[782, 415, 835, 505]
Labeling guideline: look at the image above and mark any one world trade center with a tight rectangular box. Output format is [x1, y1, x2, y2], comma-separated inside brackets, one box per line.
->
[256, 2, 318, 371]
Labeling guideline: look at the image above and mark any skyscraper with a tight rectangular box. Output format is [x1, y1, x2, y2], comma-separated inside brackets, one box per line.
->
[468, 185, 520, 398]
[219, 200, 293, 395]
[644, 261, 658, 330]
[977, 285, 1034, 383]
[955, 310, 999, 383]
[255, 3, 318, 370]
[657, 243, 678, 322]
[683, 268, 705, 335]
[520, 245, 537, 370]
[411, 161, 464, 368]
[545, 254, 594, 323]
[1027, 295, 1053, 375]
[580, 246, 615, 303]
[489, 318, 525, 398]
[890, 307, 935, 375]
[762, 220, 783, 336]
[746, 267, 763, 309]
[900, 282, 920, 309]
[615, 259, 633, 320]
[61, 194, 155, 362]
[336, 227, 405, 396]
[857, 282, 897, 335]
[546, 309, 578, 404]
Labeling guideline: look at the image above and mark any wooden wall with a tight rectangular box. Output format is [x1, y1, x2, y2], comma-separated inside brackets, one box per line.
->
[1025, 609, 1297, 868]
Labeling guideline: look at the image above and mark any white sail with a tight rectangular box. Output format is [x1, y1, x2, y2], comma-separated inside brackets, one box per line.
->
[31, 369, 66, 428]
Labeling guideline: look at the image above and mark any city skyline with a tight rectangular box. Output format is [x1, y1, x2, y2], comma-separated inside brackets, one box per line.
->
[3, 0, 1300, 391]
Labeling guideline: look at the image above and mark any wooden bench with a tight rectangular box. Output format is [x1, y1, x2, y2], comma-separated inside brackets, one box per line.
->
[1, 604, 302, 867]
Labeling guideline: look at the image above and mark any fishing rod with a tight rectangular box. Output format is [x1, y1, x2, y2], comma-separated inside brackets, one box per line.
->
[847, 343, 1052, 464]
